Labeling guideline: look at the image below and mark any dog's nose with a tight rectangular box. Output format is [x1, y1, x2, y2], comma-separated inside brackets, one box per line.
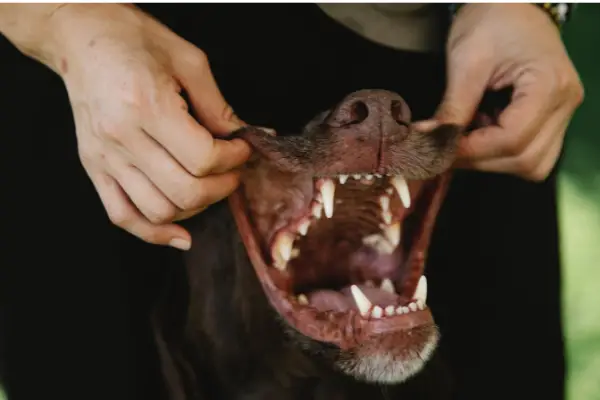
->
[325, 89, 412, 132]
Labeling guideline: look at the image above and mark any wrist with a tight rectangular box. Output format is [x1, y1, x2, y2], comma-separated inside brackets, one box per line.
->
[0, 4, 66, 68]
[47, 4, 147, 75]
[449, 3, 572, 29]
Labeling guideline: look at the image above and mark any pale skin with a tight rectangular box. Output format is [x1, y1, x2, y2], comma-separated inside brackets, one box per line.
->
[0, 3, 584, 250]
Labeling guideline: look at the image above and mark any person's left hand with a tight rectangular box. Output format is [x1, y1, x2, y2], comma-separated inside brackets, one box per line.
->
[421, 4, 584, 181]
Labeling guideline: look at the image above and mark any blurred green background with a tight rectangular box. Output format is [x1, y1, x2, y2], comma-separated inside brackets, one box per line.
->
[0, 4, 598, 400]
[559, 4, 600, 400]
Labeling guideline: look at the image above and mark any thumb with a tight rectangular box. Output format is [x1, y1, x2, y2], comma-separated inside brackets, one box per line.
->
[173, 46, 244, 136]
[426, 55, 493, 128]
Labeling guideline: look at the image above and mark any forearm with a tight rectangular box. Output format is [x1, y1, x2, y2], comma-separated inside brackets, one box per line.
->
[0, 4, 68, 67]
[0, 3, 143, 74]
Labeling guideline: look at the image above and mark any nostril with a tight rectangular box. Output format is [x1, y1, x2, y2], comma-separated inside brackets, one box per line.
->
[347, 101, 369, 125]
[391, 100, 409, 127]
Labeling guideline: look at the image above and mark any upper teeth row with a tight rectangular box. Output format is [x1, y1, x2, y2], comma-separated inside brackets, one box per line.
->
[271, 175, 411, 271]
[320, 175, 411, 221]
[338, 174, 382, 184]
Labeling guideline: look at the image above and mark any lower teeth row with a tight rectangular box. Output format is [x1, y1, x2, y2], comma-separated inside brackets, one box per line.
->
[293, 276, 428, 319]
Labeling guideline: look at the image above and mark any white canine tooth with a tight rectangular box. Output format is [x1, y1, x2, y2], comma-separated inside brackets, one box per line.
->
[371, 306, 383, 318]
[385, 305, 395, 316]
[274, 232, 294, 262]
[312, 202, 323, 219]
[401, 306, 410, 314]
[320, 179, 335, 219]
[297, 219, 310, 236]
[379, 195, 390, 212]
[414, 275, 428, 304]
[383, 221, 401, 247]
[365, 174, 374, 180]
[416, 299, 425, 310]
[339, 174, 349, 184]
[380, 278, 395, 294]
[350, 285, 372, 317]
[381, 210, 393, 225]
[353, 174, 361, 180]
[391, 176, 411, 208]
[409, 302, 418, 312]
[298, 294, 309, 305]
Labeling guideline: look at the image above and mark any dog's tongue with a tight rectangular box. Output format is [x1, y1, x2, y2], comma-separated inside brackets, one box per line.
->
[307, 284, 400, 312]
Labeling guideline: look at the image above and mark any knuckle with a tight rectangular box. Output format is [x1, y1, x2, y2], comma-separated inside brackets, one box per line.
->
[99, 120, 128, 144]
[186, 149, 213, 177]
[107, 207, 133, 228]
[175, 186, 208, 211]
[191, 49, 209, 70]
[571, 79, 585, 106]
[501, 134, 529, 157]
[146, 205, 177, 225]
[512, 154, 538, 178]
[78, 147, 97, 168]
[220, 103, 236, 123]
[529, 170, 550, 182]
[189, 161, 210, 178]
[178, 194, 205, 212]
[556, 68, 585, 105]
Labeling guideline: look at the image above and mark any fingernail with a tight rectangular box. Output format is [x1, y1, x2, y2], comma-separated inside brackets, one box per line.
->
[169, 238, 191, 251]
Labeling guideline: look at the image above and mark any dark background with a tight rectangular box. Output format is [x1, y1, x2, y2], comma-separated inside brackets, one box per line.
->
[0, 4, 598, 400]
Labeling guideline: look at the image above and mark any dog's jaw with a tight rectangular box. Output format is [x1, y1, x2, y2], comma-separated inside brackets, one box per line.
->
[227, 89, 462, 384]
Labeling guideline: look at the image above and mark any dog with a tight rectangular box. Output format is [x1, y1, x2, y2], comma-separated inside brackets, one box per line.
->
[151, 89, 465, 399]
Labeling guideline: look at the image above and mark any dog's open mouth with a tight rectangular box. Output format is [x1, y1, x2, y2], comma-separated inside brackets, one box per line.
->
[271, 173, 441, 322]
[231, 169, 450, 348]
[227, 90, 461, 380]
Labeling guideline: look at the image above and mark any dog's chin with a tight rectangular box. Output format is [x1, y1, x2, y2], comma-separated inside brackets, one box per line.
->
[281, 319, 440, 384]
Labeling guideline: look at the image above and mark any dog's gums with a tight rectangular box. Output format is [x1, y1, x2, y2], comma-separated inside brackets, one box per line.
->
[227, 89, 462, 384]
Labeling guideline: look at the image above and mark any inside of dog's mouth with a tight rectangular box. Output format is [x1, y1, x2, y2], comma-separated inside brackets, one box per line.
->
[243, 172, 442, 327]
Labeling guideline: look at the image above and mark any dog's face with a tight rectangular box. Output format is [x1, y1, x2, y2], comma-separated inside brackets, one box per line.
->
[226, 89, 462, 384]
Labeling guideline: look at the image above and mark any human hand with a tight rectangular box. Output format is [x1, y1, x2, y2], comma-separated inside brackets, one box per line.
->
[52, 5, 251, 249]
[424, 4, 584, 181]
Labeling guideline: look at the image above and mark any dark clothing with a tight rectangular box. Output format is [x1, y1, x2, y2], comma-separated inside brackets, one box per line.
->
[0, 5, 565, 400]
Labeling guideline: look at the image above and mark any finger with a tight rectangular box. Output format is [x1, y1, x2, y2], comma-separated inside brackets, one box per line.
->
[531, 132, 565, 181]
[173, 205, 208, 222]
[431, 52, 494, 126]
[171, 43, 244, 135]
[456, 104, 571, 180]
[105, 154, 179, 225]
[456, 82, 557, 162]
[143, 100, 251, 178]
[87, 169, 191, 250]
[123, 127, 245, 210]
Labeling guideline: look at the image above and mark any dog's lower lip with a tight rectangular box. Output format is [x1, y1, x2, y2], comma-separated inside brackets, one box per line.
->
[263, 282, 435, 350]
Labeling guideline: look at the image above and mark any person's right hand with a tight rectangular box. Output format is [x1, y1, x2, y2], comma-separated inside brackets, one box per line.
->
[52, 4, 251, 250]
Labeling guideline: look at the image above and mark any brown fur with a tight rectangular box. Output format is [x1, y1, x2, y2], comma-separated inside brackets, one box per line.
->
[150, 90, 465, 400]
